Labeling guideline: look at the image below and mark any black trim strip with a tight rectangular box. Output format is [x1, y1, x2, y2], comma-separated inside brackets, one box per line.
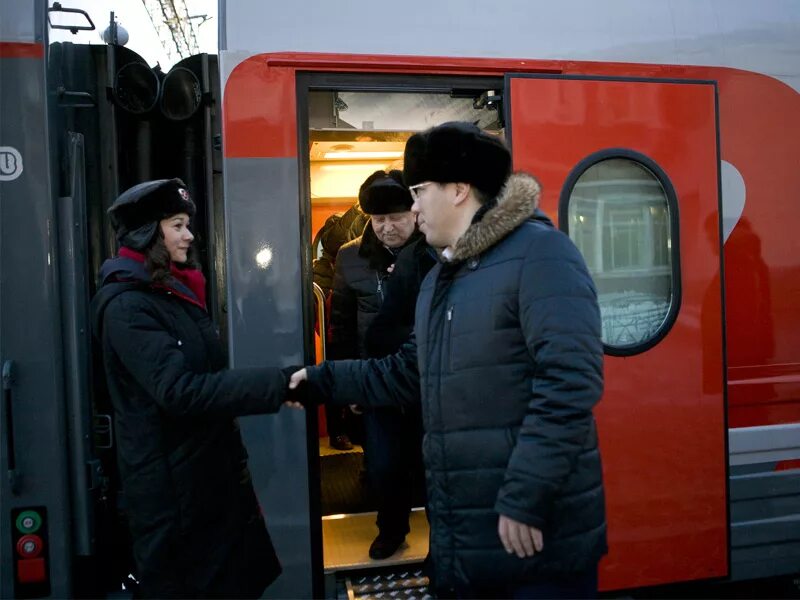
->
[557, 148, 682, 357]
[299, 71, 503, 93]
[713, 80, 732, 579]
[295, 74, 325, 600]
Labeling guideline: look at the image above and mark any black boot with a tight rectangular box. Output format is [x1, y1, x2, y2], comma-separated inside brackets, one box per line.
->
[368, 533, 405, 560]
[329, 434, 353, 451]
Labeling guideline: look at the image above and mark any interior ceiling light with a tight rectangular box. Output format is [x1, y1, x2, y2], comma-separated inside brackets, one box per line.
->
[324, 151, 404, 160]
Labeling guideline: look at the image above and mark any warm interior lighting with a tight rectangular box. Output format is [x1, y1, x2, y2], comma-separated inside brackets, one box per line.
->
[324, 151, 404, 160]
[319, 163, 390, 172]
[310, 140, 406, 199]
[311, 160, 397, 198]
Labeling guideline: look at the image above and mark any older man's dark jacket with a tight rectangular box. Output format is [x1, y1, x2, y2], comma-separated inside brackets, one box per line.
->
[364, 237, 436, 358]
[308, 173, 607, 593]
[328, 224, 422, 360]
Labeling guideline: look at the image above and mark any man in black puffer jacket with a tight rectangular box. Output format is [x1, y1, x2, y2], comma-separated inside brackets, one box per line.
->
[292, 123, 606, 598]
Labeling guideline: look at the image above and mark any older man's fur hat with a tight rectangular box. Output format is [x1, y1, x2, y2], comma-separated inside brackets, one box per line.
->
[358, 170, 413, 215]
[108, 178, 195, 250]
[403, 122, 511, 201]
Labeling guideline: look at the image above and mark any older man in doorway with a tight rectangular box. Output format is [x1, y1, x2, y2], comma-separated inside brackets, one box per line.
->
[327, 169, 423, 559]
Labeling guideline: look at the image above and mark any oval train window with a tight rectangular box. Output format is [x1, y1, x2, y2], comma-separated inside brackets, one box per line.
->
[561, 155, 679, 354]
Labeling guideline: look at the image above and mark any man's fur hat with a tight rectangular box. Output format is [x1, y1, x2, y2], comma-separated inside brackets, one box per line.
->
[403, 122, 511, 201]
[358, 170, 413, 215]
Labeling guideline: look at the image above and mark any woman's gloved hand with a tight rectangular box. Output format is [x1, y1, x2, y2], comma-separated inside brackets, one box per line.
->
[284, 367, 310, 409]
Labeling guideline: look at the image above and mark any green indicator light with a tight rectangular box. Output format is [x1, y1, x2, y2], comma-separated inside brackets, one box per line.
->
[15, 510, 42, 533]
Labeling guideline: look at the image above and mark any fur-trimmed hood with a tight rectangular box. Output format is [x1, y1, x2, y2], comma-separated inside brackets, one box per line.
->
[445, 172, 542, 262]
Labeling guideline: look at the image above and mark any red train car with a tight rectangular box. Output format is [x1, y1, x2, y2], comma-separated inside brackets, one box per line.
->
[1, 1, 798, 597]
[215, 2, 799, 595]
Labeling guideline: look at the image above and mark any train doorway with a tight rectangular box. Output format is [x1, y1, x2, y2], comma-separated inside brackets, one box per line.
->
[298, 75, 504, 588]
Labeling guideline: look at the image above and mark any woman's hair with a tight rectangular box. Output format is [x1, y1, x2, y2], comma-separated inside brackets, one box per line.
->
[144, 224, 199, 282]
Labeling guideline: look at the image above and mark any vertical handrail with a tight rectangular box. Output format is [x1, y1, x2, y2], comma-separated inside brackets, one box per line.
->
[58, 132, 95, 555]
[312, 283, 327, 361]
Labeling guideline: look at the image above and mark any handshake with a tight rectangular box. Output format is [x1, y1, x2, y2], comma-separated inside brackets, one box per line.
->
[281, 367, 312, 409]
[280, 364, 361, 413]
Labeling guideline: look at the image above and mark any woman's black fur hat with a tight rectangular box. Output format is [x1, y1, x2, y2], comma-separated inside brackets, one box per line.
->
[358, 170, 413, 215]
[108, 178, 195, 250]
[403, 122, 511, 201]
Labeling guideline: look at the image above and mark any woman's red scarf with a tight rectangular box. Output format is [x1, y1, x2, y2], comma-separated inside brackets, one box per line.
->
[119, 247, 207, 309]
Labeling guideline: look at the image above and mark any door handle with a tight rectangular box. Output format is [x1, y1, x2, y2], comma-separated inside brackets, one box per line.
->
[56, 87, 97, 108]
[312, 283, 327, 361]
[3, 360, 20, 495]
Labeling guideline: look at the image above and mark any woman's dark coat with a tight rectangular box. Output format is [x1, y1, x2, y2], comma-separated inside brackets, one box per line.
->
[91, 257, 284, 598]
[308, 173, 607, 593]
[328, 224, 422, 360]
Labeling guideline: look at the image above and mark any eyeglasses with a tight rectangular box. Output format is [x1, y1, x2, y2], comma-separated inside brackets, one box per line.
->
[409, 181, 435, 201]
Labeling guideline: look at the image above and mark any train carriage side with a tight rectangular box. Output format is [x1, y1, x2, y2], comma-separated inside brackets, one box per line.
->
[220, 50, 800, 596]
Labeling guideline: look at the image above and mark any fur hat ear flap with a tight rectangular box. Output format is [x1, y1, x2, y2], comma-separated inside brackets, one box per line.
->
[108, 178, 196, 249]
[403, 122, 511, 201]
[358, 170, 413, 215]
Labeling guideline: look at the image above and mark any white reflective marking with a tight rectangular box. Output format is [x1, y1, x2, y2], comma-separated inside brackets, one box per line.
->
[0, 146, 23, 181]
[721, 160, 746, 244]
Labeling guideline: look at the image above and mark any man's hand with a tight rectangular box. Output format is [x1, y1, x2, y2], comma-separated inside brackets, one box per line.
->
[284, 368, 308, 409]
[498, 514, 543, 558]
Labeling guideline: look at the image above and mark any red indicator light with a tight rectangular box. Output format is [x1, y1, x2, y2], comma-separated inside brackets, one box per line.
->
[16, 534, 43, 559]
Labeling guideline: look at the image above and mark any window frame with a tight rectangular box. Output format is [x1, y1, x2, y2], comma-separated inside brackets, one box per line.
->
[558, 148, 682, 356]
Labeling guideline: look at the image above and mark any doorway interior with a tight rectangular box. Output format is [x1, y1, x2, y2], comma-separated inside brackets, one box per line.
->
[301, 76, 504, 578]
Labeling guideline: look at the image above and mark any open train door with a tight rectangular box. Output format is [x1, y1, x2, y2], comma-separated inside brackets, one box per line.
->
[504, 75, 727, 590]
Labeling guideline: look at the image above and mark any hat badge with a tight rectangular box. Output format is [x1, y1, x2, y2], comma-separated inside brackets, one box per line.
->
[178, 188, 190, 201]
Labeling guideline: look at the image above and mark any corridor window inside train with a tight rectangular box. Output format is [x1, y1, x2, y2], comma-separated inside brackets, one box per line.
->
[561, 156, 679, 355]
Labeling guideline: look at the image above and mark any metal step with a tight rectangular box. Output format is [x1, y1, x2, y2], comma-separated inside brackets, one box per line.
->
[342, 569, 431, 600]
